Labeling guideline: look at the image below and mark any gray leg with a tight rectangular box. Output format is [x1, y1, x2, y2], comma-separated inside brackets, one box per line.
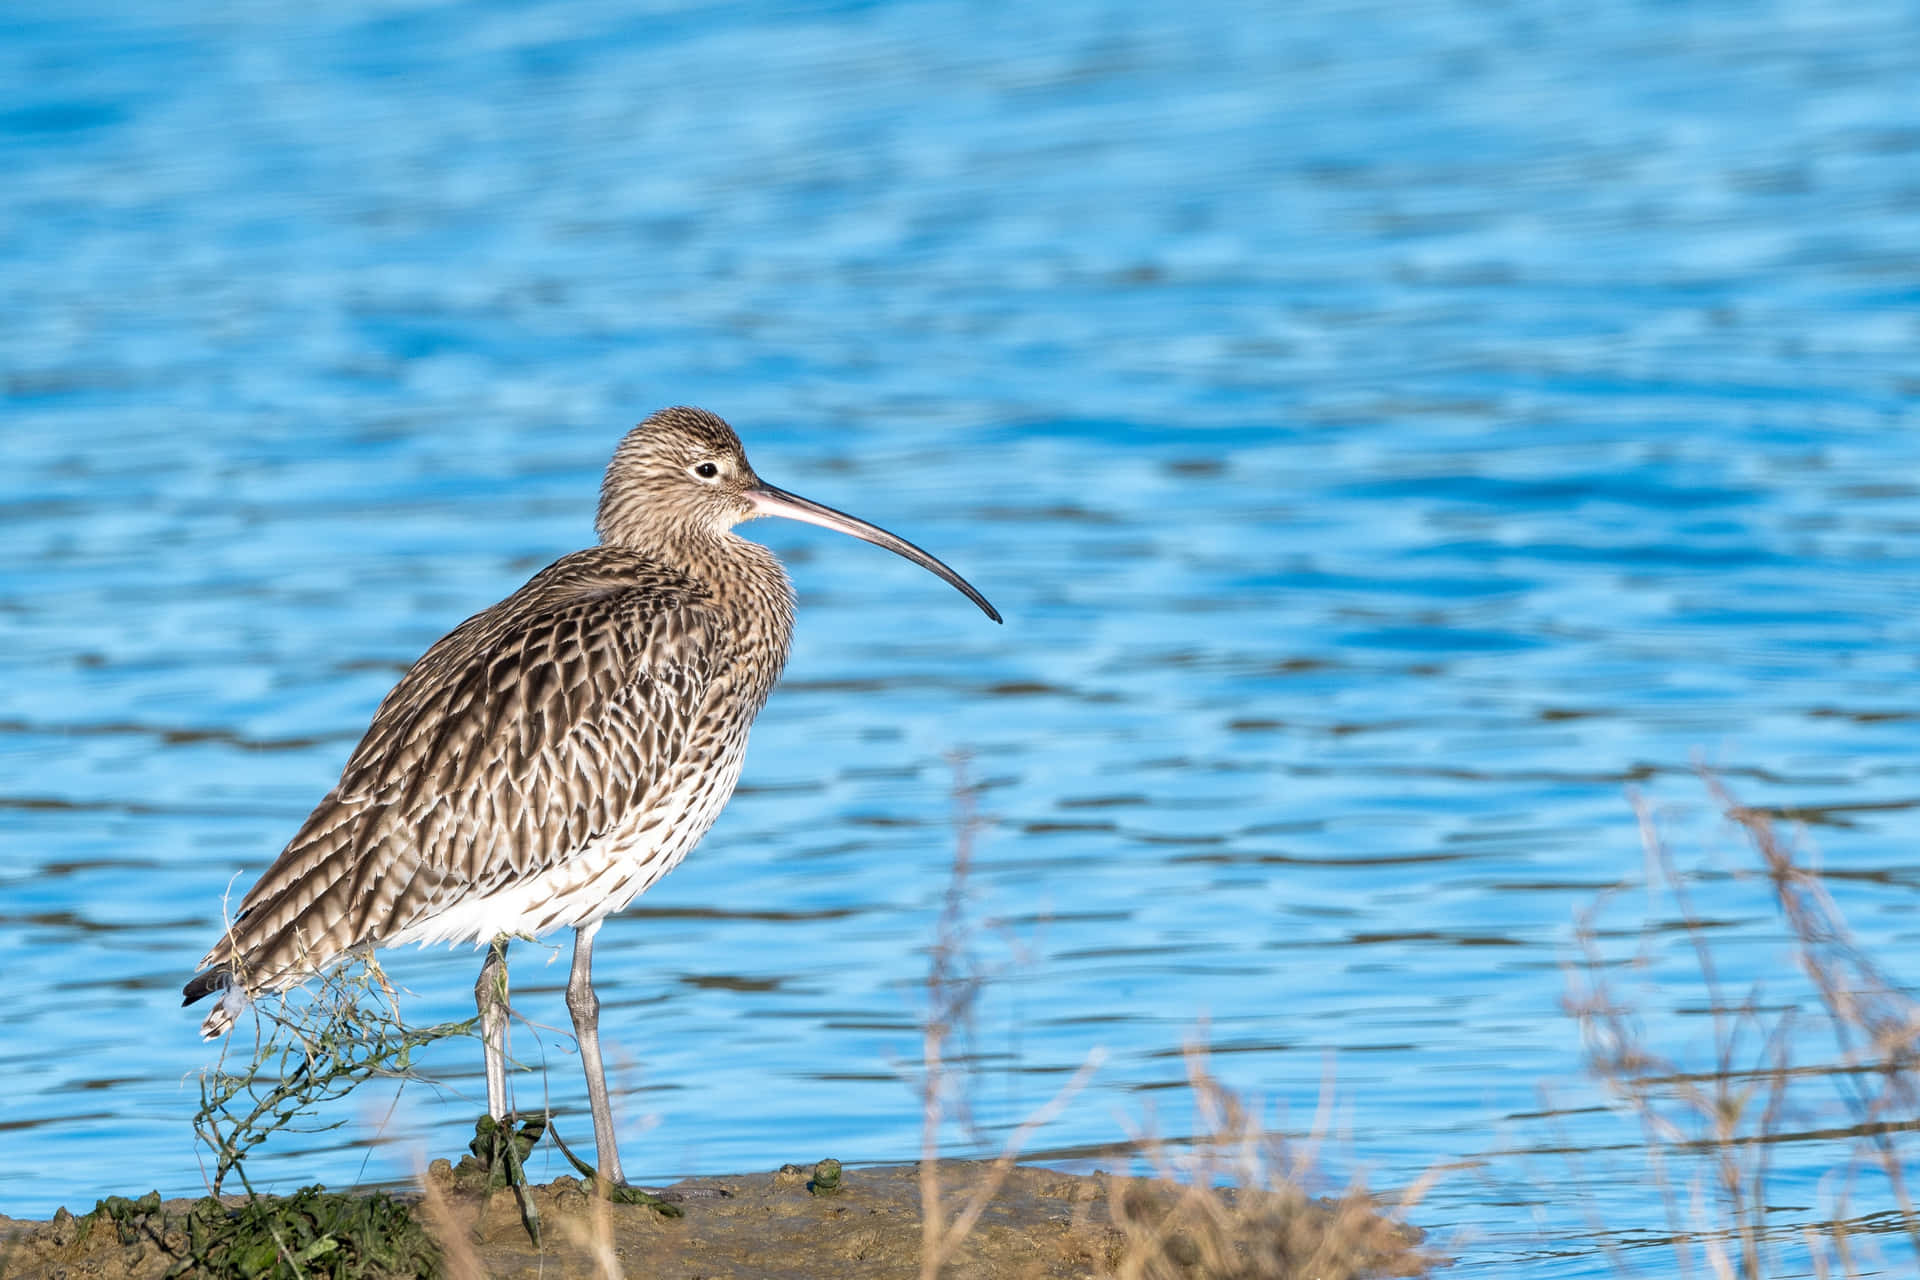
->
[476, 936, 510, 1121]
[567, 921, 625, 1186]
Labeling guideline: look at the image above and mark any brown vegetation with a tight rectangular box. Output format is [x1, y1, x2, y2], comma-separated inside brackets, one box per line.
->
[1563, 774, 1920, 1278]
[0, 1157, 1427, 1280]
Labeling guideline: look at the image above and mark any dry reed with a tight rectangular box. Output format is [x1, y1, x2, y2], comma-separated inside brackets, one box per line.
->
[1563, 773, 1920, 1278]
[1105, 1040, 1434, 1280]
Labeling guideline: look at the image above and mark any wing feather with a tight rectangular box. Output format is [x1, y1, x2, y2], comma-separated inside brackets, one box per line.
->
[189, 549, 724, 997]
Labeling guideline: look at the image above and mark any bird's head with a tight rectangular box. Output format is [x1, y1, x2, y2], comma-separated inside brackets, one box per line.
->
[597, 407, 1001, 622]
[597, 406, 760, 543]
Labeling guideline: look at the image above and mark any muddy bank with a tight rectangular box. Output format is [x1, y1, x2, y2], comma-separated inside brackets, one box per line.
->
[1, 1158, 1430, 1279]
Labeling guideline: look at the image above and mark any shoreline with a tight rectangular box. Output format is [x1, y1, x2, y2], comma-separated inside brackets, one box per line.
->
[1, 1157, 1431, 1279]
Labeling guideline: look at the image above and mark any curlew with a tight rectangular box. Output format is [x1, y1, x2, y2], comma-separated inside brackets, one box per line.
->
[183, 407, 999, 1188]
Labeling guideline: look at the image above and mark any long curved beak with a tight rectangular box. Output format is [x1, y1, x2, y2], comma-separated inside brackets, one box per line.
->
[746, 482, 1002, 623]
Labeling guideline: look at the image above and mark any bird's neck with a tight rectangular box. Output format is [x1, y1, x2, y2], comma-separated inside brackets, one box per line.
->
[672, 529, 796, 684]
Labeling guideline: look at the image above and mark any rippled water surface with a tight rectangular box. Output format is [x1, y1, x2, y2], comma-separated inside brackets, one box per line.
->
[6, 1, 1920, 1273]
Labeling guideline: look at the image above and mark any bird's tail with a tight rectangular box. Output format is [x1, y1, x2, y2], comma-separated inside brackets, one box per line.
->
[183, 963, 251, 1039]
[186, 909, 358, 1039]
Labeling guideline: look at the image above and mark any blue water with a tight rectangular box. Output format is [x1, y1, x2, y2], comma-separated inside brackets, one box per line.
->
[6, 1, 1920, 1273]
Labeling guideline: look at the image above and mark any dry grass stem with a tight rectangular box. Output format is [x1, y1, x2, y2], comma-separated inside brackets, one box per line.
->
[555, 1187, 625, 1280]
[415, 1162, 486, 1280]
[1109, 1041, 1432, 1280]
[1562, 773, 1920, 1278]
[193, 952, 477, 1197]
[917, 753, 1108, 1279]
[912, 755, 1428, 1279]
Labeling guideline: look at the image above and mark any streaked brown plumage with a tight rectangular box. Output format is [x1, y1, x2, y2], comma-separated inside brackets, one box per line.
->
[184, 406, 998, 1186]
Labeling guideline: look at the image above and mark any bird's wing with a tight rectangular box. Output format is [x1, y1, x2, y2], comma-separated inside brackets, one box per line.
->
[191, 552, 727, 994]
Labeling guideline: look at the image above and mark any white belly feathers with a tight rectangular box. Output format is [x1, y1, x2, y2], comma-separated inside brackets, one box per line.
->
[385, 733, 749, 950]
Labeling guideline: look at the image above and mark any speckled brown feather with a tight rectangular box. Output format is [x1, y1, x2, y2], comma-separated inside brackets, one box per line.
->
[185, 410, 798, 1027]
[187, 546, 781, 1004]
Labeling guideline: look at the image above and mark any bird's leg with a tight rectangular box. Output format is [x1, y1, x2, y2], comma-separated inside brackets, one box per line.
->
[476, 936, 511, 1122]
[567, 921, 626, 1187]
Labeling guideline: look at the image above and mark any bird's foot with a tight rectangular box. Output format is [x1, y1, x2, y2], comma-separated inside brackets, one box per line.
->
[546, 1122, 701, 1217]
[454, 1113, 549, 1244]
[592, 1181, 686, 1213]
[463, 1112, 548, 1192]
[626, 1182, 731, 1204]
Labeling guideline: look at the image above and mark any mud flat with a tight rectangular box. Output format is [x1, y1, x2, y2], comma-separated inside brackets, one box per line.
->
[1, 1158, 1430, 1279]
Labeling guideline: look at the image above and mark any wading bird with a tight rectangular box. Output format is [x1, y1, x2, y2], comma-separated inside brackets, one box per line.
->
[184, 407, 999, 1188]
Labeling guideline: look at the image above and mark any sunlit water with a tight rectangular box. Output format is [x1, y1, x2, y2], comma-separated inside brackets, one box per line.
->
[6, 1, 1920, 1274]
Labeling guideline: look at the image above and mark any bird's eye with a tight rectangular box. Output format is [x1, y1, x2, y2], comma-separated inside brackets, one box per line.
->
[692, 461, 720, 480]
